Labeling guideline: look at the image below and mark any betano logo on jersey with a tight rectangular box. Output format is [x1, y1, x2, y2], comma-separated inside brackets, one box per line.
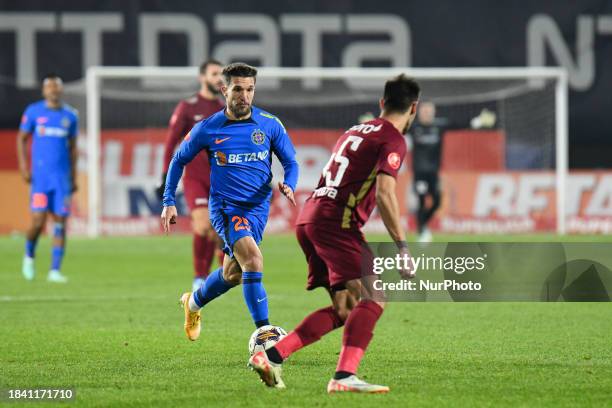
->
[35, 125, 69, 137]
[214, 150, 269, 166]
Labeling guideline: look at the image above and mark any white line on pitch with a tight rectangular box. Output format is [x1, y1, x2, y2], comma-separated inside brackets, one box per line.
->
[0, 295, 173, 302]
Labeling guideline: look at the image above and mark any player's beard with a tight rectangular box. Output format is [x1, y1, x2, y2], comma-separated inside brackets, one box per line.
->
[229, 100, 251, 119]
[207, 81, 221, 96]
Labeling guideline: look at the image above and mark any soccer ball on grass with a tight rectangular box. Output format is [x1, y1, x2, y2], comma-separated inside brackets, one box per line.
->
[248, 325, 287, 355]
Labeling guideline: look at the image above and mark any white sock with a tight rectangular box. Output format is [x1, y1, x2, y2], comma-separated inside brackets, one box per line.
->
[188, 293, 201, 312]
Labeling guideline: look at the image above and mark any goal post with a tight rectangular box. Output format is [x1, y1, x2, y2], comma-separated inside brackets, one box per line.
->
[83, 66, 568, 237]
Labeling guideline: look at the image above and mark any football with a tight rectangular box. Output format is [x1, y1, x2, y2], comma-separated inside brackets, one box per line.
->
[248, 325, 288, 355]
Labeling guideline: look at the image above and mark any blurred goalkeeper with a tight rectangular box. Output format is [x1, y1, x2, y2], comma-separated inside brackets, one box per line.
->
[157, 60, 225, 291]
[409, 101, 496, 242]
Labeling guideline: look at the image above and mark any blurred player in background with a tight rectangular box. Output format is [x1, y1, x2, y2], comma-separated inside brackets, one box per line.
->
[17, 74, 79, 283]
[410, 101, 441, 242]
[248, 75, 419, 393]
[161, 63, 299, 341]
[409, 101, 496, 242]
[157, 60, 225, 291]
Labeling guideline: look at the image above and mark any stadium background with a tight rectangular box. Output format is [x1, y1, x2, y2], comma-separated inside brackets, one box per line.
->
[1, 1, 611, 235]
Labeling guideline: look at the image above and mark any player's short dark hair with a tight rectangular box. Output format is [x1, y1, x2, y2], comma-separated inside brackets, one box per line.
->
[382, 74, 420, 114]
[42, 73, 62, 84]
[222, 62, 258, 84]
[199, 59, 222, 74]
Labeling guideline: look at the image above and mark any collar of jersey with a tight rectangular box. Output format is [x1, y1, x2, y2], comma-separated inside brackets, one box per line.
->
[222, 109, 259, 127]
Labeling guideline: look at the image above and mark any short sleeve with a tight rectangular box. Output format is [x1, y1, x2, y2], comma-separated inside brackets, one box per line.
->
[376, 135, 407, 178]
[19, 106, 35, 133]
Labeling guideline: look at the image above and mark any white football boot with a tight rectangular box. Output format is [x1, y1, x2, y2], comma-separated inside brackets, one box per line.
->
[22, 256, 35, 281]
[47, 269, 68, 283]
[327, 375, 390, 394]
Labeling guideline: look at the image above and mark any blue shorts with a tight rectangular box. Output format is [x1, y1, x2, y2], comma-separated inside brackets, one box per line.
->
[210, 205, 268, 258]
[30, 184, 71, 216]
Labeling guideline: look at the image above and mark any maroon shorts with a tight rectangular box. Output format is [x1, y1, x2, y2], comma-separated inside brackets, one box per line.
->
[296, 223, 374, 291]
[183, 177, 210, 211]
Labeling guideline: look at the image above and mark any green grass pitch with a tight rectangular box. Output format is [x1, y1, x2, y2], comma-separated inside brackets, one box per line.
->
[1, 233, 611, 407]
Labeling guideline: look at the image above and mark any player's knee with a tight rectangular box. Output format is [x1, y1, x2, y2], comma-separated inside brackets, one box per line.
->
[431, 193, 442, 210]
[32, 220, 45, 230]
[241, 254, 263, 273]
[192, 223, 210, 237]
[31, 216, 46, 231]
[192, 218, 212, 237]
[191, 208, 211, 234]
[222, 262, 242, 285]
[334, 305, 353, 323]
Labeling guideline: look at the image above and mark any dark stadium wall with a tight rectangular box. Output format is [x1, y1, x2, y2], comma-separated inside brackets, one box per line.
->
[0, 0, 611, 167]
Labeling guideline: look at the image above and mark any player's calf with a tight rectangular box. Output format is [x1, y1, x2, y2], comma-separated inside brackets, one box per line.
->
[48, 221, 68, 283]
[233, 236, 269, 328]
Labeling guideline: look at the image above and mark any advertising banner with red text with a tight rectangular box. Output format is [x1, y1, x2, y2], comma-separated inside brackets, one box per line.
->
[1, 129, 610, 235]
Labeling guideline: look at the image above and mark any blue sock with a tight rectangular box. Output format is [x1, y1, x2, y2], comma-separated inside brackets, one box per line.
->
[51, 223, 65, 271]
[242, 271, 269, 328]
[51, 246, 64, 270]
[193, 267, 234, 307]
[25, 239, 37, 258]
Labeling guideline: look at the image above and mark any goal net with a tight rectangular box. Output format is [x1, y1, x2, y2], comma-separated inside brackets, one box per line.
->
[67, 67, 567, 237]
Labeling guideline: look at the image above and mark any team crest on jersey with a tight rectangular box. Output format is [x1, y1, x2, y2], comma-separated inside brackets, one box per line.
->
[36, 117, 48, 124]
[388, 152, 401, 170]
[61, 117, 70, 128]
[251, 129, 265, 145]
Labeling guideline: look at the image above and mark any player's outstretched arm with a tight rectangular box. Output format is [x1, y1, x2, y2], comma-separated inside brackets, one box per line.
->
[271, 120, 299, 206]
[376, 173, 415, 279]
[16, 130, 31, 183]
[161, 122, 208, 232]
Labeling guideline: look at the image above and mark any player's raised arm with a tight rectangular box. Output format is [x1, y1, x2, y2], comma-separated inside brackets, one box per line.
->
[161, 121, 208, 233]
[271, 119, 299, 206]
[16, 107, 35, 183]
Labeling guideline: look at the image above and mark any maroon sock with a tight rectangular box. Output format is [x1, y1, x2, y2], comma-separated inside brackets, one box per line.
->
[336, 300, 383, 374]
[274, 306, 343, 360]
[201, 235, 216, 276]
[193, 234, 210, 278]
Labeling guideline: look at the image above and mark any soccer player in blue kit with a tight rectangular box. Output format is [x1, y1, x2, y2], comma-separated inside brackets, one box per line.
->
[161, 63, 299, 341]
[17, 74, 79, 283]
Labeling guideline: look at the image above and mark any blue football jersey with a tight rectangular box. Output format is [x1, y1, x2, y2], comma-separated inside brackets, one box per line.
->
[20, 100, 78, 183]
[163, 106, 299, 211]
